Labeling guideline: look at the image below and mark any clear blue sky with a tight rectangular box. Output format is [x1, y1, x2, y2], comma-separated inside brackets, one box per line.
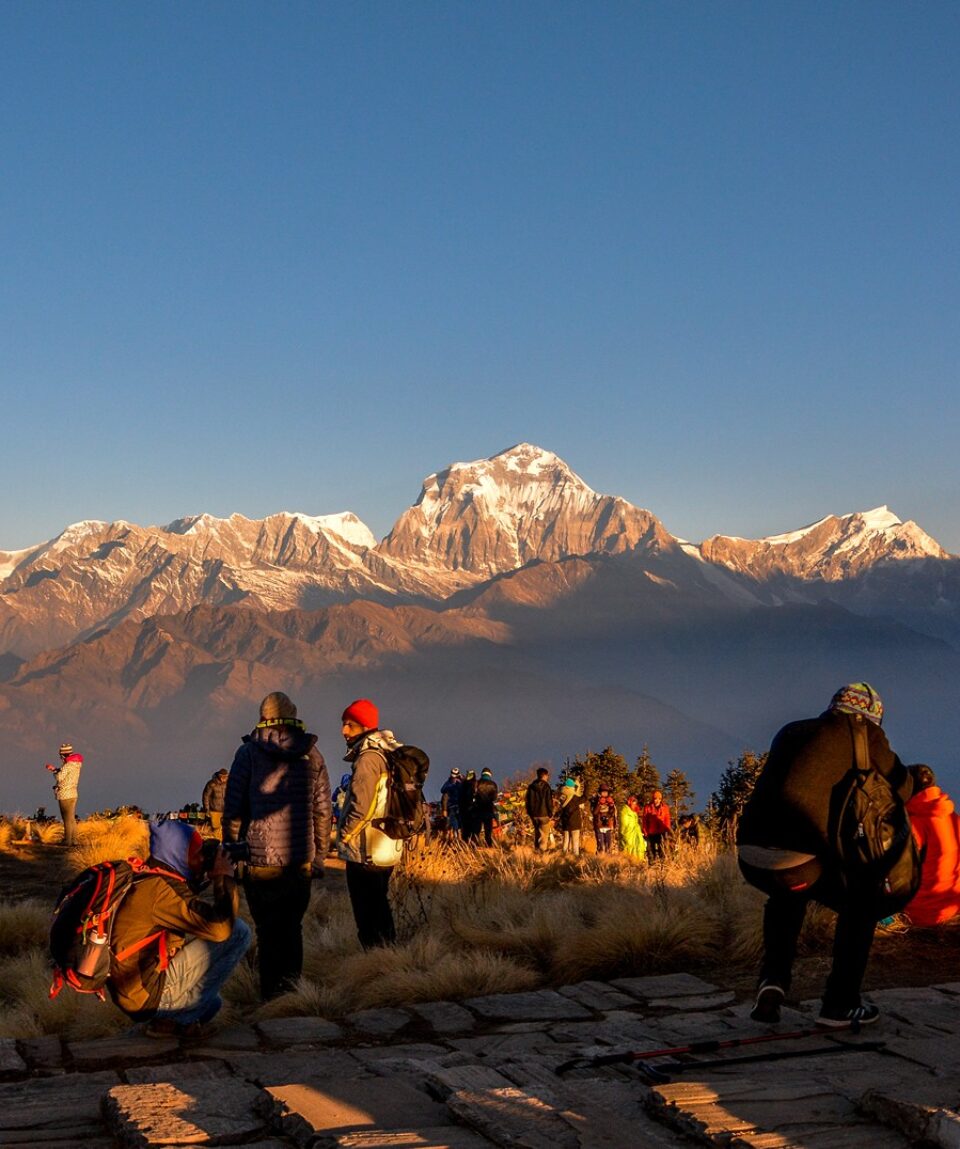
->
[2, 1, 958, 552]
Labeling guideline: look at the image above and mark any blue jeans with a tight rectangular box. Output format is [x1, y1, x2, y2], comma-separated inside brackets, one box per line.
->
[154, 918, 251, 1025]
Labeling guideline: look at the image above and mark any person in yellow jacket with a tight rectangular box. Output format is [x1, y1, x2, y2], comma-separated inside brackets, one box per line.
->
[337, 698, 404, 948]
[619, 794, 647, 861]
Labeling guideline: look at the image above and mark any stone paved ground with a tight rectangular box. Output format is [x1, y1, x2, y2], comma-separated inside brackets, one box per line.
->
[4, 975, 960, 1148]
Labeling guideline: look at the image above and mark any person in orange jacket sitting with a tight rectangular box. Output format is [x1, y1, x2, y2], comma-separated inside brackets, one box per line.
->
[906, 765, 960, 927]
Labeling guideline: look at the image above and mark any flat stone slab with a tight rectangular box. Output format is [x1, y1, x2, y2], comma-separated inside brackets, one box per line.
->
[557, 981, 638, 1012]
[0, 1070, 120, 1137]
[549, 1009, 661, 1047]
[336, 1128, 495, 1149]
[0, 1139, 117, 1149]
[223, 1049, 371, 1085]
[409, 1000, 477, 1034]
[646, 991, 736, 1011]
[17, 1035, 64, 1072]
[554, 1079, 683, 1149]
[463, 990, 592, 1023]
[0, 1038, 26, 1076]
[257, 1016, 345, 1045]
[649, 1073, 916, 1148]
[351, 1042, 453, 1067]
[447, 1086, 581, 1149]
[125, 1059, 232, 1084]
[862, 1091, 960, 1149]
[882, 1032, 960, 1073]
[68, 1033, 178, 1067]
[451, 1032, 560, 1059]
[196, 1024, 262, 1051]
[867, 987, 960, 1035]
[349, 1007, 413, 1036]
[425, 1064, 515, 1099]
[609, 974, 720, 1002]
[268, 1076, 453, 1144]
[104, 1078, 269, 1147]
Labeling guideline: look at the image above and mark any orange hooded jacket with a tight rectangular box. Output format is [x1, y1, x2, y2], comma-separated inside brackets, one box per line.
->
[907, 785, 960, 927]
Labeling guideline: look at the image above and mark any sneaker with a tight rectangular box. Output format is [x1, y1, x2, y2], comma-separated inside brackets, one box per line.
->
[817, 1003, 880, 1031]
[750, 980, 785, 1024]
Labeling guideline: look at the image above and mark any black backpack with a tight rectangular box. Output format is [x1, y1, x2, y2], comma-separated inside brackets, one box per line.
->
[372, 745, 430, 840]
[834, 718, 922, 917]
[49, 858, 171, 999]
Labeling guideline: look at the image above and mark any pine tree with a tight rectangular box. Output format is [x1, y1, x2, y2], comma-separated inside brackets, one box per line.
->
[568, 747, 631, 802]
[664, 768, 694, 820]
[633, 746, 662, 802]
[710, 750, 768, 836]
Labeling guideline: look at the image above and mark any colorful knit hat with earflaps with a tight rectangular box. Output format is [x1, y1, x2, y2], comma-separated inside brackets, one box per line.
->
[829, 682, 884, 726]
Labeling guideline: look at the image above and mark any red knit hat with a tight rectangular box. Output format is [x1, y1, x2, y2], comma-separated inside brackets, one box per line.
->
[342, 698, 379, 730]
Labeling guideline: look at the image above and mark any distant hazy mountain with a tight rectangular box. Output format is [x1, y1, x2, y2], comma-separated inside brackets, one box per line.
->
[1, 443, 958, 813]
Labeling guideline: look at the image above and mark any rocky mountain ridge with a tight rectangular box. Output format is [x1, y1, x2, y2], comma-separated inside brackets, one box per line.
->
[0, 443, 951, 661]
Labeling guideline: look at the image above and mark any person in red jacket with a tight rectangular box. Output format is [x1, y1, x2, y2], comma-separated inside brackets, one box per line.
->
[642, 790, 671, 861]
[906, 766, 960, 927]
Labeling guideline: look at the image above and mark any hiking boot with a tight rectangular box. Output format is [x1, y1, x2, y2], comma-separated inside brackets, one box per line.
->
[750, 980, 785, 1024]
[143, 1018, 180, 1039]
[817, 1003, 880, 1031]
[177, 1021, 207, 1045]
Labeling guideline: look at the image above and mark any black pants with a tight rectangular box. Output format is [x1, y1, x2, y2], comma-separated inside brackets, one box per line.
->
[646, 832, 666, 861]
[477, 813, 494, 847]
[345, 861, 396, 949]
[760, 885, 877, 1013]
[243, 872, 312, 1000]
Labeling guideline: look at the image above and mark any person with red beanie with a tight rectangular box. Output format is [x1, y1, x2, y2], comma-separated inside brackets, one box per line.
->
[337, 698, 404, 948]
[906, 766, 960, 927]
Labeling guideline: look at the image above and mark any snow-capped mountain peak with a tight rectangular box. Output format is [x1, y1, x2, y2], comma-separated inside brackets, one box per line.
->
[376, 444, 667, 579]
[700, 504, 946, 581]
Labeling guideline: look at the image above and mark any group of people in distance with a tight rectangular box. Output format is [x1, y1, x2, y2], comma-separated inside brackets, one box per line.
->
[48, 678, 960, 1041]
[440, 764, 678, 862]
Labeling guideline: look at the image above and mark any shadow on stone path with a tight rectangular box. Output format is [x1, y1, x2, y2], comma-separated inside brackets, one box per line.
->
[3, 973, 960, 1147]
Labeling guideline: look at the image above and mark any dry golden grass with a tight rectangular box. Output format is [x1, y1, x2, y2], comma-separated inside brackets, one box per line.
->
[0, 818, 833, 1037]
[0, 900, 50, 959]
[67, 815, 150, 873]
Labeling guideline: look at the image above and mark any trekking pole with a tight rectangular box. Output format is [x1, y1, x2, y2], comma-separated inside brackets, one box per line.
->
[633, 1040, 887, 1084]
[556, 1027, 830, 1075]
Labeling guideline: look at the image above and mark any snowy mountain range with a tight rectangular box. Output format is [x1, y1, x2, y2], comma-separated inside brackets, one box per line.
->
[0, 443, 950, 659]
[1, 443, 958, 812]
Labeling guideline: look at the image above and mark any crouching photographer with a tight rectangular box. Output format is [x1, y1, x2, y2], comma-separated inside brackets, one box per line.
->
[108, 820, 250, 1039]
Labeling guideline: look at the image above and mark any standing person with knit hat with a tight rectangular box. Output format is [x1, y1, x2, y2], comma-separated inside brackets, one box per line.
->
[737, 682, 915, 1030]
[223, 692, 331, 999]
[557, 778, 585, 856]
[45, 742, 82, 847]
[473, 768, 499, 847]
[337, 698, 404, 948]
[201, 769, 229, 835]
